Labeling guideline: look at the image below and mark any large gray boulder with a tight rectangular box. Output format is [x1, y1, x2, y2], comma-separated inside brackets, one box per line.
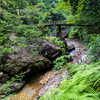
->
[0, 46, 51, 81]
[41, 40, 62, 60]
[0, 46, 52, 95]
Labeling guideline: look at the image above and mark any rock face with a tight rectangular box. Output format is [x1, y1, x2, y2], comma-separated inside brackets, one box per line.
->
[0, 72, 10, 83]
[41, 40, 62, 60]
[0, 46, 52, 95]
[61, 29, 69, 38]
[77, 55, 90, 65]
[0, 47, 51, 79]
[0, 38, 72, 96]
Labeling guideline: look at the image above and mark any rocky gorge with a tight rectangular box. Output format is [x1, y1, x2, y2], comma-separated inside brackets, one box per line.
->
[0, 35, 89, 100]
[0, 30, 76, 96]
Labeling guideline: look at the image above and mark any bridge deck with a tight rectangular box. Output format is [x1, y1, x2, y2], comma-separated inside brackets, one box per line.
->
[38, 21, 95, 27]
[43, 23, 93, 27]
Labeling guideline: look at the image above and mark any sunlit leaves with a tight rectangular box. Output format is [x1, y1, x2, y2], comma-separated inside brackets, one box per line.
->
[56, 0, 72, 12]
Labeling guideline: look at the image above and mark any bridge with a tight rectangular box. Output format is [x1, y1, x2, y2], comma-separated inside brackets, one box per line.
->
[37, 21, 94, 37]
[38, 21, 93, 27]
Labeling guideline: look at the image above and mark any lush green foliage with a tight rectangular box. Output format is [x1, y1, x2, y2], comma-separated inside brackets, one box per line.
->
[55, 0, 100, 62]
[0, 0, 46, 95]
[43, 36, 65, 47]
[0, 0, 100, 98]
[85, 34, 100, 62]
[40, 62, 100, 100]
[53, 55, 71, 71]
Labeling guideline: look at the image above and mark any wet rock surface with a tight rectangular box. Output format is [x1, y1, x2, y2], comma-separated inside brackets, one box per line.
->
[1, 70, 61, 100]
[38, 70, 68, 98]
[66, 38, 89, 64]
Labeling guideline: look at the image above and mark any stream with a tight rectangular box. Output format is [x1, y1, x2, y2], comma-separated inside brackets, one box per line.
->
[0, 38, 88, 100]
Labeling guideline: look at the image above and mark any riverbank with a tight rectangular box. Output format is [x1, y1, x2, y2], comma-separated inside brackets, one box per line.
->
[0, 38, 88, 100]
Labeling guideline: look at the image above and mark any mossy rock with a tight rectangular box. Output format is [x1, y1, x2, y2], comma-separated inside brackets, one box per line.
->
[0, 49, 51, 82]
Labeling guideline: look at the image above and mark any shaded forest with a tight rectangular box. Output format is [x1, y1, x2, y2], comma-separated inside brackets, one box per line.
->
[0, 0, 100, 99]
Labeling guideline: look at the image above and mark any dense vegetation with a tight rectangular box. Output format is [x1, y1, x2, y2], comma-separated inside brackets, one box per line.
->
[0, 0, 100, 99]
[40, 62, 100, 100]
[39, 0, 100, 99]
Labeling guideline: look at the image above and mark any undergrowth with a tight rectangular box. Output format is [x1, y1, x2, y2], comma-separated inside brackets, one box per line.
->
[53, 55, 71, 71]
[39, 62, 100, 100]
[84, 34, 100, 62]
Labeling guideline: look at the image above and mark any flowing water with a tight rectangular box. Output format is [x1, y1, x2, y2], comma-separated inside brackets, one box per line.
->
[0, 38, 88, 100]
[0, 70, 61, 100]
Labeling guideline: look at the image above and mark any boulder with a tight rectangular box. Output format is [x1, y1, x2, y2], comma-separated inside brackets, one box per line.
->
[0, 46, 51, 83]
[67, 44, 75, 52]
[41, 40, 62, 60]
[0, 46, 52, 95]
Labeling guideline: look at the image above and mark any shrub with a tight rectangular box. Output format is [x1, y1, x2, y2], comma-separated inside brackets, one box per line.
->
[87, 34, 100, 62]
[53, 55, 71, 71]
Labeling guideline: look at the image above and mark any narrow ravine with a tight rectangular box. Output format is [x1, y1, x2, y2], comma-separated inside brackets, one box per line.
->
[1, 38, 88, 100]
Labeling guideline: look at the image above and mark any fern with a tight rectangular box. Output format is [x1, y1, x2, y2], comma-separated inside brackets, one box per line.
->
[39, 62, 100, 100]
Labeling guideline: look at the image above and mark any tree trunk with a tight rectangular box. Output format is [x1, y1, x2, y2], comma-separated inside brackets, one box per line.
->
[0, 0, 1, 19]
[17, 9, 22, 24]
